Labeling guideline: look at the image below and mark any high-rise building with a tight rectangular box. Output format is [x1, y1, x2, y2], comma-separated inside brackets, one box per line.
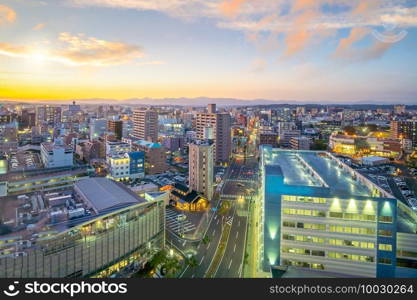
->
[260, 147, 417, 278]
[391, 120, 417, 147]
[20, 109, 36, 129]
[189, 140, 214, 200]
[89, 119, 107, 141]
[394, 105, 406, 115]
[133, 109, 158, 142]
[107, 119, 123, 140]
[36, 105, 62, 126]
[196, 104, 231, 164]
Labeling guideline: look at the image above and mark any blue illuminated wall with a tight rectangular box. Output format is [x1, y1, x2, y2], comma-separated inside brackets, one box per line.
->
[376, 198, 397, 278]
[262, 165, 284, 271]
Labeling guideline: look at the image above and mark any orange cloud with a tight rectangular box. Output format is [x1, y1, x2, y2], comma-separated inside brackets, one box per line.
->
[0, 4, 16, 24]
[284, 10, 318, 56]
[0, 43, 35, 59]
[292, 0, 317, 12]
[0, 33, 145, 67]
[335, 27, 371, 56]
[33, 23, 46, 30]
[334, 27, 393, 62]
[55, 32, 144, 66]
[336, 40, 393, 63]
[220, 0, 247, 18]
[352, 0, 380, 15]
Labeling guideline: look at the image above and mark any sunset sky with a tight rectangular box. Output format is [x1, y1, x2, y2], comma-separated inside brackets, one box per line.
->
[0, 0, 417, 103]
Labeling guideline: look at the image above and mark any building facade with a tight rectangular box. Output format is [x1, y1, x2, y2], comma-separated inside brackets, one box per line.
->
[36, 106, 62, 126]
[260, 147, 417, 278]
[0, 179, 164, 278]
[189, 141, 214, 201]
[133, 109, 158, 143]
[89, 119, 107, 141]
[107, 120, 123, 141]
[391, 120, 417, 148]
[41, 141, 74, 168]
[132, 140, 167, 175]
[196, 104, 231, 164]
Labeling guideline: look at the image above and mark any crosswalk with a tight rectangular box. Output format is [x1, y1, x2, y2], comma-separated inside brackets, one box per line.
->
[165, 208, 196, 235]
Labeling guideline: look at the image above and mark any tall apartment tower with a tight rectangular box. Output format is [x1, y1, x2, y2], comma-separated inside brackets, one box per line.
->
[36, 106, 62, 126]
[391, 120, 417, 147]
[189, 141, 214, 200]
[196, 104, 231, 164]
[133, 109, 158, 142]
[107, 119, 123, 141]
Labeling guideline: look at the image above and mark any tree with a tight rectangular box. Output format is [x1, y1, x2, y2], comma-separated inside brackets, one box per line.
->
[202, 235, 211, 245]
[0, 223, 11, 235]
[163, 257, 181, 278]
[311, 139, 328, 151]
[186, 256, 198, 270]
[149, 250, 167, 269]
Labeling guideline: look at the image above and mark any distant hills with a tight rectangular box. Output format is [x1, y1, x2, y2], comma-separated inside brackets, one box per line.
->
[1, 97, 416, 108]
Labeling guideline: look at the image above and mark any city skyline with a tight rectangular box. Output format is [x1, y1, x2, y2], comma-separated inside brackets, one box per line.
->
[1, 0, 417, 103]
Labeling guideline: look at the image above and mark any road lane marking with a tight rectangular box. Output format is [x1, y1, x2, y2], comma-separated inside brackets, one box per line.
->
[236, 232, 239, 239]
[228, 259, 233, 270]
[213, 230, 216, 236]
[199, 256, 205, 265]
[233, 244, 236, 253]
[216, 219, 219, 225]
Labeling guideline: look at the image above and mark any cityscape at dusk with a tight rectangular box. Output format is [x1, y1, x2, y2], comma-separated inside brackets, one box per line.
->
[1, 0, 417, 102]
[1, 0, 417, 291]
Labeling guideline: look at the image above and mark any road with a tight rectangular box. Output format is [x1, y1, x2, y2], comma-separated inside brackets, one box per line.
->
[215, 202, 248, 278]
[171, 157, 258, 278]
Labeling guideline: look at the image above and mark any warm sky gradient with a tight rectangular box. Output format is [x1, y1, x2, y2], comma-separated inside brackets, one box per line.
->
[0, 0, 417, 103]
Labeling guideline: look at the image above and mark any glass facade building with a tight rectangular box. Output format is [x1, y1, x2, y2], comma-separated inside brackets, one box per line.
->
[260, 146, 417, 278]
[0, 200, 164, 278]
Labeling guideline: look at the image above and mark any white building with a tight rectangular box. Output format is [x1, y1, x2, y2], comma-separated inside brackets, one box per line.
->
[107, 153, 130, 181]
[105, 141, 131, 158]
[40, 141, 74, 168]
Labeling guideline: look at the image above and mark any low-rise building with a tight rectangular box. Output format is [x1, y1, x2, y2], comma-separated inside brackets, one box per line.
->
[40, 141, 74, 168]
[0, 178, 164, 278]
[290, 136, 311, 150]
[132, 140, 168, 175]
[169, 183, 208, 212]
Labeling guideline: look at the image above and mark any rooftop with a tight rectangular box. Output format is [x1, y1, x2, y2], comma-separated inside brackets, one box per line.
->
[264, 149, 371, 197]
[75, 178, 145, 213]
[134, 140, 162, 149]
